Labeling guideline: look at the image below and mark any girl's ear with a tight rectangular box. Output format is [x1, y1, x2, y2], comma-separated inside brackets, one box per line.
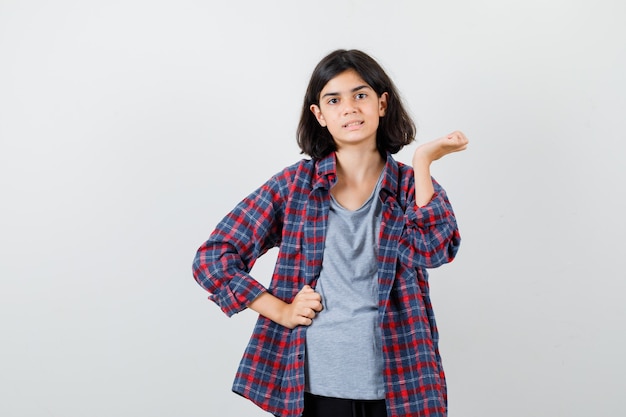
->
[378, 92, 389, 117]
[310, 104, 327, 127]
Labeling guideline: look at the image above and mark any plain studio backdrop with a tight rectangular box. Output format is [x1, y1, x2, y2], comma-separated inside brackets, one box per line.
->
[1, 1, 625, 416]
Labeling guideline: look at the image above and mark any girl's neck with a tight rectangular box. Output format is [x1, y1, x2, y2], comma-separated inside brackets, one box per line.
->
[334, 146, 385, 184]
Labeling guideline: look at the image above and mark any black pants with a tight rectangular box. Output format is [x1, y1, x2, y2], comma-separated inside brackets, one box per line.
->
[303, 392, 387, 417]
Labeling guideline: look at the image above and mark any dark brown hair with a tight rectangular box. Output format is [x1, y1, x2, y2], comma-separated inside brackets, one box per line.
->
[297, 49, 416, 159]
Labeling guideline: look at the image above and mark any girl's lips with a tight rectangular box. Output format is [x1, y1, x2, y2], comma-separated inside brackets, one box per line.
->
[342, 120, 363, 128]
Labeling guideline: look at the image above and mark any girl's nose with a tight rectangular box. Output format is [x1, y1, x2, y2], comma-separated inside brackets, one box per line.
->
[342, 100, 357, 115]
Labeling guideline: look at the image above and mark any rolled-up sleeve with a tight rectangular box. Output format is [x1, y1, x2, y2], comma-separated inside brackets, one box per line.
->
[192, 176, 286, 317]
[399, 178, 461, 269]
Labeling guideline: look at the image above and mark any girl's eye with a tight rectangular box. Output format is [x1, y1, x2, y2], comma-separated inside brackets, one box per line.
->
[327, 98, 339, 105]
[355, 93, 367, 99]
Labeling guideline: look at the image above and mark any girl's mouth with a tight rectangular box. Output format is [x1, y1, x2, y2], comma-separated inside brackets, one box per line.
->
[342, 120, 363, 128]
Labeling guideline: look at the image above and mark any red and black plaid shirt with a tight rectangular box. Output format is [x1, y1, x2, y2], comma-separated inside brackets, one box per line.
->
[193, 152, 461, 417]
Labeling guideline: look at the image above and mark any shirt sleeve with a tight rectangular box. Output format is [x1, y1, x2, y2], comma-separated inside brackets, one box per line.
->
[192, 173, 287, 317]
[399, 177, 461, 269]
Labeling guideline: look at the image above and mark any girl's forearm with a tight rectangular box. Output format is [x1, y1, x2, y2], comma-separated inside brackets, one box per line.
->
[412, 154, 435, 207]
[248, 285, 322, 329]
[248, 292, 290, 327]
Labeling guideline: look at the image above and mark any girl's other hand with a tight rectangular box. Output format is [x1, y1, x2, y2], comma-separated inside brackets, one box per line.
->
[281, 285, 323, 329]
[412, 130, 469, 165]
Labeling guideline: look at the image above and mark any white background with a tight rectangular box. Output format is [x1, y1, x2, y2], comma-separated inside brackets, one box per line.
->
[1, 1, 625, 416]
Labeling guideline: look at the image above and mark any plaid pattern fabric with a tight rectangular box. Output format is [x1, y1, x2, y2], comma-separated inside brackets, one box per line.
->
[193, 152, 461, 417]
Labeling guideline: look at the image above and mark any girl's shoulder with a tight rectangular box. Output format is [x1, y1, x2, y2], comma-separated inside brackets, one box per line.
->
[269, 158, 316, 184]
[394, 158, 414, 176]
[384, 154, 415, 188]
[260, 158, 318, 199]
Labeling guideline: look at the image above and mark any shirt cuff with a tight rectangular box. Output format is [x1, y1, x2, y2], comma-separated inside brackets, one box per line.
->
[405, 191, 450, 227]
[209, 273, 267, 317]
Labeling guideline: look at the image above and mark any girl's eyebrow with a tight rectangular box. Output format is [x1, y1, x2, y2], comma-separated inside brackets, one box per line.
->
[321, 85, 371, 99]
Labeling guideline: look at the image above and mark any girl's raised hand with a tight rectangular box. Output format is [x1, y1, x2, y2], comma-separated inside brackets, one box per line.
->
[412, 130, 469, 165]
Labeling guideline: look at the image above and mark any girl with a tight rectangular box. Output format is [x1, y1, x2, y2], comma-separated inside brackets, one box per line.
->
[193, 49, 468, 417]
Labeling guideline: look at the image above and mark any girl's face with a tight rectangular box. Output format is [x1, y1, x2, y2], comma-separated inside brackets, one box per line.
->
[310, 69, 387, 151]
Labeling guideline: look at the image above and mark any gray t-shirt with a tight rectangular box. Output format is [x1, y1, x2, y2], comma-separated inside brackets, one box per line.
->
[304, 174, 385, 400]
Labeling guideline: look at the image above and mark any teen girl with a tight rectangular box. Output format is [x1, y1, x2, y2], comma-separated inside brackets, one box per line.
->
[193, 49, 468, 417]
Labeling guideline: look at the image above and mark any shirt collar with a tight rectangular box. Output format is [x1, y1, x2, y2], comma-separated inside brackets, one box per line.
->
[313, 152, 400, 197]
[312, 153, 337, 190]
[380, 152, 400, 199]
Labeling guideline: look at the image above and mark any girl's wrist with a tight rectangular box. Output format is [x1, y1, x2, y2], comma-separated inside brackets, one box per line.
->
[413, 143, 437, 164]
[412, 152, 433, 169]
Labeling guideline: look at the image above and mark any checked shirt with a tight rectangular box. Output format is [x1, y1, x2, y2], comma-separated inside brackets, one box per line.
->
[193, 152, 461, 417]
